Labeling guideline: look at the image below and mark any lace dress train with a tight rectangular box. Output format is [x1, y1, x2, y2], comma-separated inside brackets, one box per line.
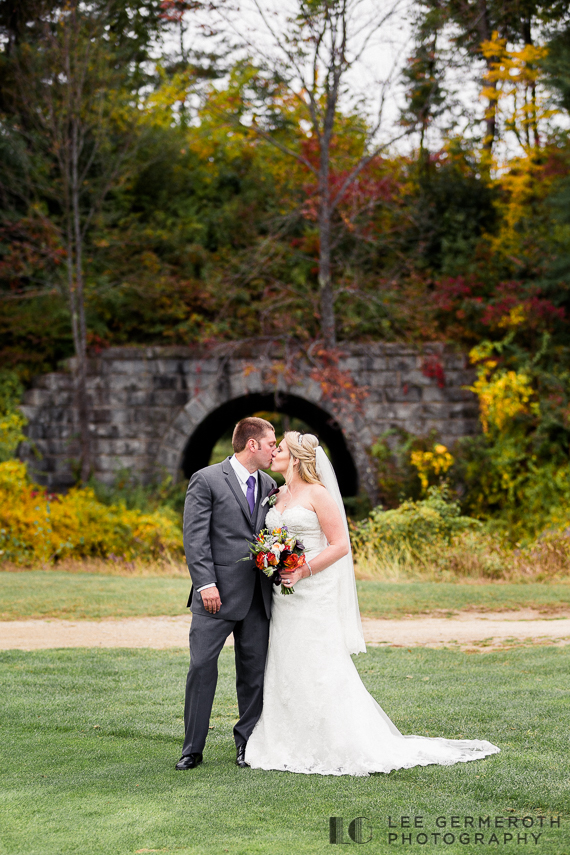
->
[245, 506, 500, 777]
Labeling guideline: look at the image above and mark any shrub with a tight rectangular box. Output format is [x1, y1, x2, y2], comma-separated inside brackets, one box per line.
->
[0, 369, 26, 462]
[457, 334, 570, 541]
[351, 486, 479, 560]
[369, 429, 443, 507]
[0, 460, 183, 564]
[351, 486, 570, 582]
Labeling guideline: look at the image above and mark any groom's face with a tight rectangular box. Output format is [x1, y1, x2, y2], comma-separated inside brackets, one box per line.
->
[251, 429, 277, 469]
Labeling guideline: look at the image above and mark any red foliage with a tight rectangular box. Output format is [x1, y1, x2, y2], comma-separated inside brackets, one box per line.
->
[159, 0, 201, 23]
[29, 489, 59, 502]
[309, 347, 368, 415]
[480, 282, 565, 328]
[540, 147, 570, 181]
[421, 355, 446, 388]
[431, 276, 475, 313]
[430, 276, 565, 340]
[298, 137, 399, 224]
[86, 332, 110, 355]
[301, 170, 398, 222]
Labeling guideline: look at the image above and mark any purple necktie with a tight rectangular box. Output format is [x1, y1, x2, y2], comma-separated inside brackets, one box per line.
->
[246, 475, 256, 516]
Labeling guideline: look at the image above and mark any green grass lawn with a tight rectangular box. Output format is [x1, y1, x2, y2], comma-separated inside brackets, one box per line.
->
[0, 645, 568, 855]
[1, 570, 570, 620]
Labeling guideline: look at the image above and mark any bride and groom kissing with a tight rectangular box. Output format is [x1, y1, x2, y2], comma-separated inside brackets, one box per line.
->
[176, 416, 500, 776]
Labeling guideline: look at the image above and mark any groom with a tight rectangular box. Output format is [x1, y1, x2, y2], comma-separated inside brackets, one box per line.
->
[175, 416, 277, 770]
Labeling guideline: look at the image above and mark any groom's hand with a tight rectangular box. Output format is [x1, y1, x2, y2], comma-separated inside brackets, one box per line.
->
[201, 586, 222, 614]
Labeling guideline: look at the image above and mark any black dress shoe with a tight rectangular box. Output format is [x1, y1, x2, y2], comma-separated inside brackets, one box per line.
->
[175, 752, 203, 770]
[236, 744, 249, 767]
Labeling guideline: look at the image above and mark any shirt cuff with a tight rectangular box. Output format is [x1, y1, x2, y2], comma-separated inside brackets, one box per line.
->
[197, 583, 216, 593]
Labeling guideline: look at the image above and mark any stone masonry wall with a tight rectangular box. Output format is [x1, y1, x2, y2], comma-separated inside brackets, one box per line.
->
[19, 343, 478, 500]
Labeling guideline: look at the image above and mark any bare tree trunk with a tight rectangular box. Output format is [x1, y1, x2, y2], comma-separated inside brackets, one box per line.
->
[318, 146, 336, 349]
[9, 0, 141, 483]
[472, 0, 497, 153]
[71, 114, 91, 482]
[521, 18, 540, 148]
[315, 1, 345, 350]
[65, 220, 90, 482]
[482, 78, 497, 152]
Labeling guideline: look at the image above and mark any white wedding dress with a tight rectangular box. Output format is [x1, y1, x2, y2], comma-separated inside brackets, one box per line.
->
[245, 505, 500, 777]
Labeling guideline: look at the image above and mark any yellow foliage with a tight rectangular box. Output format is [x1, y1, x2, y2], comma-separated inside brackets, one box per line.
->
[0, 460, 183, 564]
[476, 35, 559, 261]
[480, 34, 554, 154]
[0, 411, 27, 462]
[410, 444, 454, 492]
[498, 304, 527, 329]
[469, 354, 536, 433]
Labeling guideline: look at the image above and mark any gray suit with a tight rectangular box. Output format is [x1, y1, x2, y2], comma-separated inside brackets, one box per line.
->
[181, 457, 276, 755]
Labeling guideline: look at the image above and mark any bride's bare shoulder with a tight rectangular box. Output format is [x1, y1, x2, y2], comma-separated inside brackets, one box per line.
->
[307, 482, 336, 509]
[307, 482, 327, 496]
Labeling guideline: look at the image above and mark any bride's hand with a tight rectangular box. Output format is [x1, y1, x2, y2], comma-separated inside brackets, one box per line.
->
[280, 559, 309, 588]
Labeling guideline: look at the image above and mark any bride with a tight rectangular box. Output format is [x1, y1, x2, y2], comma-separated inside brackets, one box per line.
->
[245, 431, 500, 777]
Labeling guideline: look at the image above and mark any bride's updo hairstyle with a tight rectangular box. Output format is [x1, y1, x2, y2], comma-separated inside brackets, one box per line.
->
[283, 431, 323, 486]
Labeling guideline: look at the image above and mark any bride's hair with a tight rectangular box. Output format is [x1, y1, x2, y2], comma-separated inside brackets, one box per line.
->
[283, 431, 323, 486]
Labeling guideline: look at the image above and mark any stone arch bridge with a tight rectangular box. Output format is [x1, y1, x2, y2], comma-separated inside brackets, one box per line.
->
[20, 343, 478, 501]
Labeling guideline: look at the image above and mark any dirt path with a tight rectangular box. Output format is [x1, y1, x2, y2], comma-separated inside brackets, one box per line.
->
[2, 610, 570, 651]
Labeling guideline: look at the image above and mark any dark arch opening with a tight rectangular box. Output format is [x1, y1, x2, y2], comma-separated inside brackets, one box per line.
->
[181, 393, 358, 496]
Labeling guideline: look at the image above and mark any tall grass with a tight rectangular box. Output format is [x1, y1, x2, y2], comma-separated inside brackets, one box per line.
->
[352, 488, 570, 582]
[354, 529, 570, 582]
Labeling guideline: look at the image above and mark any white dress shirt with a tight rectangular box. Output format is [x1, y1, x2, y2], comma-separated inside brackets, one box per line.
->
[197, 456, 259, 593]
[229, 454, 259, 502]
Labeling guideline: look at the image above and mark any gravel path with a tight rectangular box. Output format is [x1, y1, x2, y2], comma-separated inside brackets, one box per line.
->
[2, 610, 570, 651]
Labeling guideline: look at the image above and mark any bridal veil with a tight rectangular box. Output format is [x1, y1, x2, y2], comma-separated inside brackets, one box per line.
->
[315, 446, 366, 655]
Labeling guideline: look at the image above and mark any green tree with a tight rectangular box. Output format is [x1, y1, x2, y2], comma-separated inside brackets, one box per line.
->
[0, 3, 157, 478]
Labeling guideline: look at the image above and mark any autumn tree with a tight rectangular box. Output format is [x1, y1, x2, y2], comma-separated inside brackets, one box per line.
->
[407, 0, 570, 154]
[200, 0, 409, 348]
[1, 2, 153, 479]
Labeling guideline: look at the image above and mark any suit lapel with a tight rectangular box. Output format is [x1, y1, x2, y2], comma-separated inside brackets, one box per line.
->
[222, 457, 255, 527]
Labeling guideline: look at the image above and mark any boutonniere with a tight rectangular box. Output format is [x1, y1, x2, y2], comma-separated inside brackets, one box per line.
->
[261, 486, 280, 507]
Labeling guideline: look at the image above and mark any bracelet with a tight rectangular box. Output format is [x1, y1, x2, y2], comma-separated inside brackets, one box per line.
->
[306, 560, 313, 577]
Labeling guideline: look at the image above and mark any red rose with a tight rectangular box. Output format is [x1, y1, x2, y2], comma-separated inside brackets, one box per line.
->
[256, 553, 266, 569]
[283, 554, 302, 570]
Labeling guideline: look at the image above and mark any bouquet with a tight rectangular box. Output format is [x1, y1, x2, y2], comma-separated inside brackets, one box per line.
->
[244, 526, 305, 595]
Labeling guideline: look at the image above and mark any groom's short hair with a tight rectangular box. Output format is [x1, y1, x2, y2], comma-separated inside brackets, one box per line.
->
[232, 417, 275, 453]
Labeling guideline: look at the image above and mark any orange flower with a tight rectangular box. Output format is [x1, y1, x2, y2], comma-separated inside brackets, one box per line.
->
[256, 553, 266, 569]
[283, 553, 302, 570]
[267, 552, 279, 566]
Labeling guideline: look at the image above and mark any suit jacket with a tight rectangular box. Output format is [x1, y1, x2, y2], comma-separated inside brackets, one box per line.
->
[183, 457, 277, 621]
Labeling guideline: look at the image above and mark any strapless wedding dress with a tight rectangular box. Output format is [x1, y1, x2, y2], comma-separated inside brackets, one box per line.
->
[245, 505, 500, 777]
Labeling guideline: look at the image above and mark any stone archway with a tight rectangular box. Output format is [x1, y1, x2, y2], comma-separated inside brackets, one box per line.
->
[21, 343, 478, 498]
[157, 385, 363, 496]
[177, 392, 359, 496]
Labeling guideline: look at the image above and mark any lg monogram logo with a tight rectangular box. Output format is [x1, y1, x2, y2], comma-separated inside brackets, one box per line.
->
[330, 817, 373, 845]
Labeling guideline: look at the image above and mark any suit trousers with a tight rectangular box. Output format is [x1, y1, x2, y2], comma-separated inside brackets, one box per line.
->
[182, 573, 270, 755]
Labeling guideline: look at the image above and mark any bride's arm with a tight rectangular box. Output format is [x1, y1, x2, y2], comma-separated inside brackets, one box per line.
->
[280, 486, 349, 586]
